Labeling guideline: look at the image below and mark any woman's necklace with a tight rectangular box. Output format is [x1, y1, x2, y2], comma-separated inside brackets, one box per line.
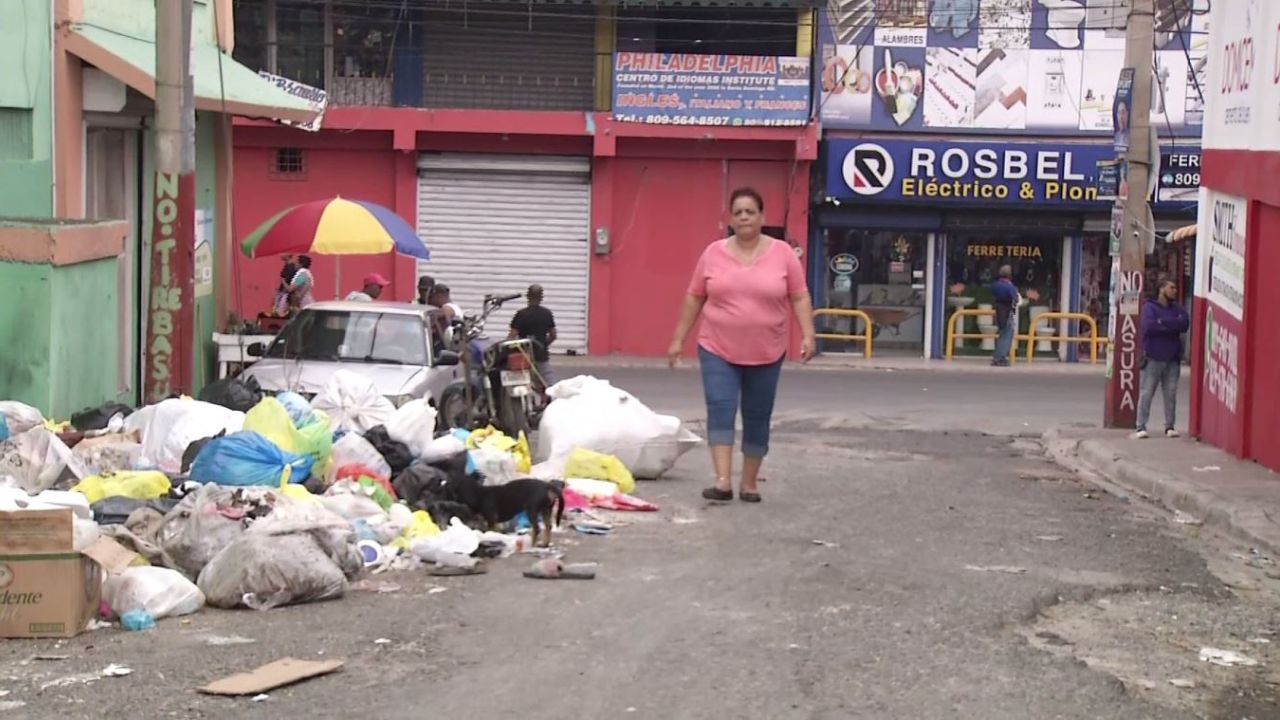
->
[730, 235, 768, 265]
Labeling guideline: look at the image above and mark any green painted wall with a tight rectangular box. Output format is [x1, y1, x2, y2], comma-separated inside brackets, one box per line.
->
[0, 262, 54, 410]
[48, 258, 120, 416]
[195, 114, 218, 392]
[0, 0, 53, 218]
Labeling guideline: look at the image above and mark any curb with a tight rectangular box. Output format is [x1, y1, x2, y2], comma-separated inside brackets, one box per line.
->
[1044, 428, 1280, 557]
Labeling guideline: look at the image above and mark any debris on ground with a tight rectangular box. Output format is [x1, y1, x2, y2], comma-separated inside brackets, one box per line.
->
[1173, 511, 1204, 526]
[1198, 647, 1258, 667]
[964, 564, 1028, 575]
[198, 658, 345, 696]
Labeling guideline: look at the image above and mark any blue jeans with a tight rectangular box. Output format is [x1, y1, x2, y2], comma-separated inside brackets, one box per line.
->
[698, 347, 784, 458]
[994, 318, 1015, 363]
[1136, 359, 1180, 432]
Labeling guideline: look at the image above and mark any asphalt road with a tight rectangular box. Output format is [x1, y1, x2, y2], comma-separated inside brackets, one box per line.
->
[3, 366, 1267, 720]
[574, 364, 1191, 437]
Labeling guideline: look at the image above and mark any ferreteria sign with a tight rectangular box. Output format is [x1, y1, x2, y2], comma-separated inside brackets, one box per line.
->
[827, 139, 1200, 208]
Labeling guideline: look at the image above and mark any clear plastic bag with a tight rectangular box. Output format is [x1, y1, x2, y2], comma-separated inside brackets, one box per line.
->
[0, 427, 85, 493]
[0, 401, 44, 435]
[196, 501, 362, 610]
[102, 566, 205, 620]
[158, 485, 265, 578]
[327, 433, 391, 482]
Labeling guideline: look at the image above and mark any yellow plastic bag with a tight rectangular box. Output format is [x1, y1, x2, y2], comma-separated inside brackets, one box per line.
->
[564, 448, 635, 494]
[390, 510, 441, 551]
[467, 426, 532, 474]
[244, 398, 304, 454]
[245, 398, 333, 477]
[72, 471, 170, 505]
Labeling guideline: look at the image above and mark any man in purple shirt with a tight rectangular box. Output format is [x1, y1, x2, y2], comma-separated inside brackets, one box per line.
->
[1133, 277, 1190, 439]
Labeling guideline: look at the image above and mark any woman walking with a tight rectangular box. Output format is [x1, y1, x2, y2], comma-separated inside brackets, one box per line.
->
[668, 187, 816, 503]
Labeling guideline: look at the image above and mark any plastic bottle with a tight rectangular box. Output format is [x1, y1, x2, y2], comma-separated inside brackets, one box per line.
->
[120, 609, 155, 632]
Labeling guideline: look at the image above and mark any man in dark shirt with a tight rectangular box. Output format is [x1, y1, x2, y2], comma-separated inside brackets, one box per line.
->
[509, 284, 557, 386]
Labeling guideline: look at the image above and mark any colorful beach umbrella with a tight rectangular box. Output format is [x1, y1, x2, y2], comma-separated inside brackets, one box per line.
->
[240, 197, 429, 260]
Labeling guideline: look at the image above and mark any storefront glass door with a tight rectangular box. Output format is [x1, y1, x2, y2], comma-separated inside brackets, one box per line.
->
[945, 233, 1063, 357]
[820, 229, 928, 352]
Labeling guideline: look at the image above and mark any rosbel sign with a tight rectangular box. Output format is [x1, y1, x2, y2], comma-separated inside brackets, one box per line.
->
[828, 139, 1201, 208]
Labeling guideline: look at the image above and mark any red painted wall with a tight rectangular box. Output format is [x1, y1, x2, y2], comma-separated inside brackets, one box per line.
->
[231, 129, 417, 319]
[1246, 203, 1280, 470]
[597, 155, 809, 356]
[232, 113, 815, 358]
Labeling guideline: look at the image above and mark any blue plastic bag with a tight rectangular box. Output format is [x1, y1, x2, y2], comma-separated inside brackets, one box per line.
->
[0, 416, 8, 442]
[277, 391, 319, 428]
[189, 431, 313, 487]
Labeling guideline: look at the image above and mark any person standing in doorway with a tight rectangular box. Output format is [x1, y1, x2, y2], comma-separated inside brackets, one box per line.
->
[274, 255, 297, 316]
[346, 273, 389, 302]
[668, 187, 816, 504]
[1133, 277, 1190, 439]
[509, 284, 557, 387]
[989, 264, 1021, 367]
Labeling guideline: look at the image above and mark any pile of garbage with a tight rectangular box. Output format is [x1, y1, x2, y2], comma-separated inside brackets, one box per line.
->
[0, 371, 698, 636]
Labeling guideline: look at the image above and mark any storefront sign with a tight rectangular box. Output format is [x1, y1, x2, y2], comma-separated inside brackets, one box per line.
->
[827, 139, 1200, 208]
[830, 253, 859, 275]
[1203, 0, 1280, 151]
[611, 53, 810, 127]
[1204, 306, 1240, 414]
[1198, 190, 1248, 320]
[258, 72, 326, 132]
[964, 244, 1043, 259]
[1155, 150, 1201, 204]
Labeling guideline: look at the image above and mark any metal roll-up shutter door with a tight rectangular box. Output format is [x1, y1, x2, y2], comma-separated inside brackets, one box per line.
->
[421, 4, 595, 110]
[417, 154, 591, 355]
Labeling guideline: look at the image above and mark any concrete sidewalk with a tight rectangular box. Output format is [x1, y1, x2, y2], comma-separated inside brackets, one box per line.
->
[1047, 427, 1280, 556]
[558, 353, 1112, 375]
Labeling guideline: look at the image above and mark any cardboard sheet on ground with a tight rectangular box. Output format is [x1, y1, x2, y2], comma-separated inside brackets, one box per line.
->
[198, 657, 345, 696]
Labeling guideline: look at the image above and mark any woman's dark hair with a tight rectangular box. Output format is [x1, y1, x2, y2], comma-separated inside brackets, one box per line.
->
[729, 187, 764, 213]
[298, 255, 312, 268]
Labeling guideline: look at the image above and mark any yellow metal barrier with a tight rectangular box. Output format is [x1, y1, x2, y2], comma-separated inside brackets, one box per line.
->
[1024, 312, 1105, 364]
[813, 309, 873, 359]
[944, 308, 1026, 361]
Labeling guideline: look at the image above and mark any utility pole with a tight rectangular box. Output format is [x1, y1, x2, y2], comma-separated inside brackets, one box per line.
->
[146, 0, 197, 403]
[1104, 0, 1155, 428]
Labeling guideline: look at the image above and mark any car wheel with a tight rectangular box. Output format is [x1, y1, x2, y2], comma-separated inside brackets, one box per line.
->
[437, 385, 471, 430]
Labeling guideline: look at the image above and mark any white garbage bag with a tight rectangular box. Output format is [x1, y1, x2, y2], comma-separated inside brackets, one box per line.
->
[0, 427, 85, 493]
[537, 375, 700, 479]
[421, 434, 466, 464]
[128, 398, 245, 474]
[311, 370, 394, 434]
[102, 566, 205, 620]
[385, 399, 437, 458]
[0, 401, 44, 434]
[410, 517, 480, 568]
[472, 447, 517, 486]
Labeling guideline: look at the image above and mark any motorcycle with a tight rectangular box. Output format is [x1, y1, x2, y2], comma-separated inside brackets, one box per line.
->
[436, 293, 547, 435]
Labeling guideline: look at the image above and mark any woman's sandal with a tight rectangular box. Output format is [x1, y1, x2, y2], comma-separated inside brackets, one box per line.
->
[701, 487, 733, 501]
[739, 491, 762, 503]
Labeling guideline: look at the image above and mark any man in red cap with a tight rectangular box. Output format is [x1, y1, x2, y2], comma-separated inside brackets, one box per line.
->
[346, 272, 389, 302]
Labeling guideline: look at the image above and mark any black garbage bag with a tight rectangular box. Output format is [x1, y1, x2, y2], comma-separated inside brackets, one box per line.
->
[426, 450, 469, 488]
[198, 376, 263, 413]
[364, 425, 413, 475]
[91, 496, 180, 526]
[392, 462, 451, 509]
[180, 430, 227, 473]
[70, 402, 134, 432]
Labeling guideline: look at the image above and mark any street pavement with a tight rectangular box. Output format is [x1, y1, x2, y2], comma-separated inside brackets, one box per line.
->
[3, 364, 1277, 719]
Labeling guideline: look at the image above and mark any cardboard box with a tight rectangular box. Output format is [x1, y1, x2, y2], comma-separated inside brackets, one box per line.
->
[0, 509, 129, 639]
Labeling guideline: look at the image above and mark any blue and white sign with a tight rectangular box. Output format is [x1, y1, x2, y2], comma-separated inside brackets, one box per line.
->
[826, 138, 1200, 208]
[612, 52, 811, 127]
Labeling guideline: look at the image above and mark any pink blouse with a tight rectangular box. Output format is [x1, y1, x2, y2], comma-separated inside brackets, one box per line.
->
[687, 238, 807, 366]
